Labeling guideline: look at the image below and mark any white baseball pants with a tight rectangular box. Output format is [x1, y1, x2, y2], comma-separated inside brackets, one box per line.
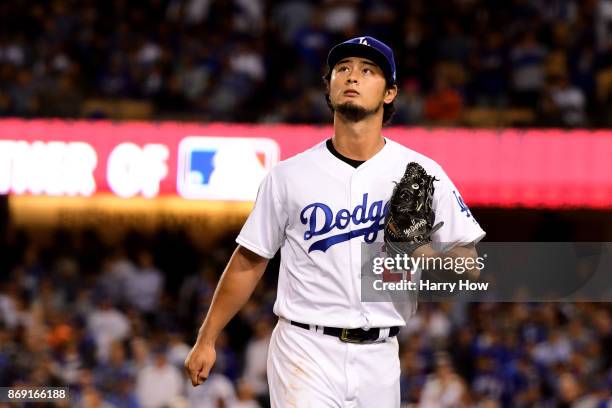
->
[267, 318, 401, 408]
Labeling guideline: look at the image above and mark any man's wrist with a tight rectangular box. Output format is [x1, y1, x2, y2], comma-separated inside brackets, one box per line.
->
[196, 330, 217, 347]
[412, 243, 438, 259]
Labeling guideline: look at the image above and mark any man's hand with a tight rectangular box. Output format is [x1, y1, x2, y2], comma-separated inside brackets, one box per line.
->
[184, 342, 217, 386]
[183, 245, 268, 387]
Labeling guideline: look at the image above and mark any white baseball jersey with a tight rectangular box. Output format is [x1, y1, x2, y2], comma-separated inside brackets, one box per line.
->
[236, 138, 485, 329]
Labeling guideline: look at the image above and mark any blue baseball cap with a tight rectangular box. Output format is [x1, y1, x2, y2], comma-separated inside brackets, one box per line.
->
[327, 36, 397, 84]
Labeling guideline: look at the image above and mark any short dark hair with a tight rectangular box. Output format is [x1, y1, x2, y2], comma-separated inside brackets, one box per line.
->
[322, 71, 396, 126]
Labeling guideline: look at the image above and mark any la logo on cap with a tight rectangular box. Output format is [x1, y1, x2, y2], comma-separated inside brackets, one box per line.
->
[359, 37, 369, 46]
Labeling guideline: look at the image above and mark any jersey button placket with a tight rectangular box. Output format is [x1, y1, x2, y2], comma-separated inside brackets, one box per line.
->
[350, 171, 370, 329]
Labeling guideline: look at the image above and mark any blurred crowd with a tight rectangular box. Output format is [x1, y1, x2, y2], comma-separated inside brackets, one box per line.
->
[0, 227, 275, 408]
[3, 0, 612, 127]
[1, 226, 612, 408]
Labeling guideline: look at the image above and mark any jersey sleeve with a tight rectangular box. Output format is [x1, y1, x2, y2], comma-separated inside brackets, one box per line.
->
[431, 166, 486, 251]
[236, 169, 288, 259]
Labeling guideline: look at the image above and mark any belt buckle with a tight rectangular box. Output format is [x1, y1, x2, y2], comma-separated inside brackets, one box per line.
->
[340, 328, 365, 344]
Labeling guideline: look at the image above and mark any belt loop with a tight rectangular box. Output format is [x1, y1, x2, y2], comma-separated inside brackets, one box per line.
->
[377, 328, 390, 341]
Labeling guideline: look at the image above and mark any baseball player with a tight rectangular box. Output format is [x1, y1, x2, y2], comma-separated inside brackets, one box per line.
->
[185, 36, 486, 407]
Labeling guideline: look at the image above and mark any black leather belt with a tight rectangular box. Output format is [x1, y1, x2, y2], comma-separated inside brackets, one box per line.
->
[290, 320, 400, 343]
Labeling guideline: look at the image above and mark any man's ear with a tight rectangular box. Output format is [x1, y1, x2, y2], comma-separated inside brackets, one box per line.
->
[384, 85, 398, 104]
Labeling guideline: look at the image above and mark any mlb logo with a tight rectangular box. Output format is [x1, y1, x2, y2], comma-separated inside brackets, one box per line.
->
[177, 137, 279, 200]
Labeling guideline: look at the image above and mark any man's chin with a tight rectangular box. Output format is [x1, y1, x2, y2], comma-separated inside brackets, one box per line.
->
[334, 102, 377, 123]
[337, 100, 363, 110]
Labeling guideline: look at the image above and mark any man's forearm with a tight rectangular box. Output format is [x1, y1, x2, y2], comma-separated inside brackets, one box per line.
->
[414, 242, 481, 282]
[196, 245, 269, 345]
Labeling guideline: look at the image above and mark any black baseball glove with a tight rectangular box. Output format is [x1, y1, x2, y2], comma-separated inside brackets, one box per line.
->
[384, 162, 443, 257]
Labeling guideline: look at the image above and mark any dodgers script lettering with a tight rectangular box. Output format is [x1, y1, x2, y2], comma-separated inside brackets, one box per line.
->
[300, 193, 389, 252]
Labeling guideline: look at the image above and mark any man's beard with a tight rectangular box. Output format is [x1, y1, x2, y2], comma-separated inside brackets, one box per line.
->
[334, 101, 382, 123]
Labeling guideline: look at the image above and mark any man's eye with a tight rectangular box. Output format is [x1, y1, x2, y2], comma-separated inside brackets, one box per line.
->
[363, 68, 372, 74]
